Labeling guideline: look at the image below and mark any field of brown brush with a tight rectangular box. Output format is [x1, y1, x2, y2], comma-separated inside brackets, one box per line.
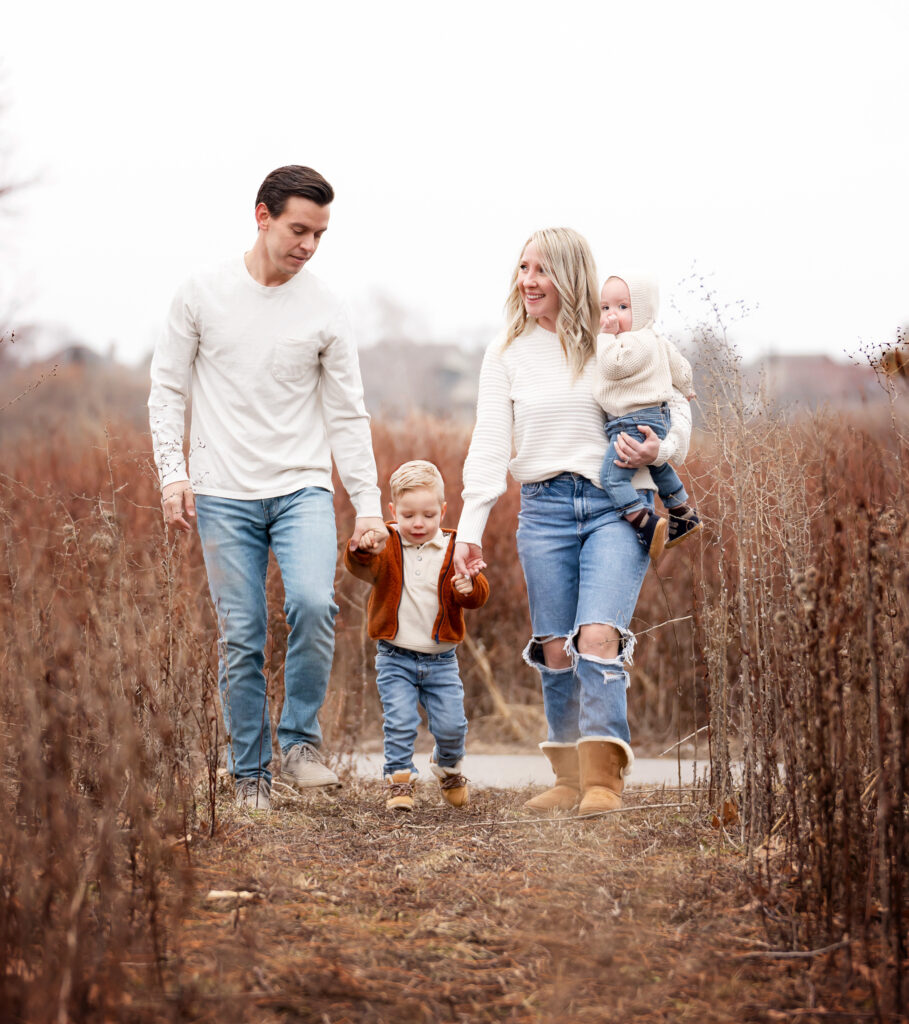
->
[1, 339, 908, 1021]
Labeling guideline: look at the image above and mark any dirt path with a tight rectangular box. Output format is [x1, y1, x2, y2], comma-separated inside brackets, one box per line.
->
[157, 778, 871, 1023]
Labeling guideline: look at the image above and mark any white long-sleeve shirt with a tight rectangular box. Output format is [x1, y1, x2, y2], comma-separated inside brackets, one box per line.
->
[457, 324, 691, 546]
[148, 257, 381, 517]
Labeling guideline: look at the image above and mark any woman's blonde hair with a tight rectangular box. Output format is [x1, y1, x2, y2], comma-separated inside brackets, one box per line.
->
[502, 227, 600, 377]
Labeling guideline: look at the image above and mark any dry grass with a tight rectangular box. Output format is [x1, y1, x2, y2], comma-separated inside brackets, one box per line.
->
[100, 777, 890, 1024]
[2, 323, 908, 1020]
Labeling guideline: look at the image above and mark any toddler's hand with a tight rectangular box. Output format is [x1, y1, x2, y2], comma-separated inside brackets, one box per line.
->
[687, 392, 697, 402]
[601, 313, 620, 336]
[355, 529, 383, 553]
[453, 573, 474, 595]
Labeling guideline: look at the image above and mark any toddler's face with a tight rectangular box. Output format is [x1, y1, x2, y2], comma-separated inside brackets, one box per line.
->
[600, 277, 633, 333]
[390, 487, 447, 546]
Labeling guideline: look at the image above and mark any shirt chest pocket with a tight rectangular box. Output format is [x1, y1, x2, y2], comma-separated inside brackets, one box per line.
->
[271, 337, 322, 382]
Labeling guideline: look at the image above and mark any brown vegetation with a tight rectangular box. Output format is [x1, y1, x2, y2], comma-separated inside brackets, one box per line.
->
[1, 325, 907, 1020]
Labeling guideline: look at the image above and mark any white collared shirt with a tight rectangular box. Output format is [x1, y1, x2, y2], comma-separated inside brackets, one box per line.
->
[393, 528, 456, 654]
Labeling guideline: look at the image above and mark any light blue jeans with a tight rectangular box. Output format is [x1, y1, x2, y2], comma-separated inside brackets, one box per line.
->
[374, 640, 468, 776]
[516, 473, 651, 743]
[600, 403, 688, 515]
[195, 487, 338, 782]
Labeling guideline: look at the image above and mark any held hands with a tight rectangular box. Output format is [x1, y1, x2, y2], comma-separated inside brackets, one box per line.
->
[452, 573, 475, 595]
[161, 482, 196, 533]
[349, 517, 389, 554]
[454, 541, 487, 578]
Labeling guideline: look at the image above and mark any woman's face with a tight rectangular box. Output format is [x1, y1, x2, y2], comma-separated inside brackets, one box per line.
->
[517, 242, 560, 332]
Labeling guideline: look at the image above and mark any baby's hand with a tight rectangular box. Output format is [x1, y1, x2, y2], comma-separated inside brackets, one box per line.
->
[453, 573, 474, 595]
[687, 392, 697, 402]
[355, 529, 384, 553]
[600, 313, 620, 336]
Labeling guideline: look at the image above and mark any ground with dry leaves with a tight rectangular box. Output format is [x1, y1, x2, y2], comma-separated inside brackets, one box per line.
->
[125, 773, 887, 1024]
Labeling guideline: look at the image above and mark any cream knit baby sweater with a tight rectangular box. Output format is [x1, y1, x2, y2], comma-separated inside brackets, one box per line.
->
[457, 321, 692, 546]
[594, 272, 694, 417]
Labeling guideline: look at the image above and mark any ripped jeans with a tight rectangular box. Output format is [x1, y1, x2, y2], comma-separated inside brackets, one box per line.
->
[516, 473, 652, 743]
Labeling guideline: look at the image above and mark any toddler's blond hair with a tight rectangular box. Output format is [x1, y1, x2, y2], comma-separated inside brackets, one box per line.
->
[389, 460, 445, 503]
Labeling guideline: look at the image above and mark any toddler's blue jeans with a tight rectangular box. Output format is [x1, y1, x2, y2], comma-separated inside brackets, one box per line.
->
[375, 640, 468, 776]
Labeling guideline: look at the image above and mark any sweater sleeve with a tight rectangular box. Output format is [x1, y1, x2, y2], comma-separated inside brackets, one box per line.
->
[654, 389, 692, 466]
[661, 336, 694, 397]
[319, 304, 382, 519]
[456, 340, 514, 546]
[596, 327, 656, 381]
[148, 279, 199, 488]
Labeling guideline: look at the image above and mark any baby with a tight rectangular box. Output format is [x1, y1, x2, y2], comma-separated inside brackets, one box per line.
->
[344, 460, 490, 812]
[595, 271, 702, 559]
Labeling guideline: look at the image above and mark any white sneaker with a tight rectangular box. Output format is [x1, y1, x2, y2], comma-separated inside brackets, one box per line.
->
[280, 743, 341, 789]
[235, 777, 271, 811]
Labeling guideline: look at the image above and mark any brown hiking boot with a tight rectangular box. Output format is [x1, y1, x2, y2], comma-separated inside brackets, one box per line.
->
[429, 756, 469, 808]
[577, 738, 633, 815]
[523, 742, 579, 813]
[384, 771, 416, 812]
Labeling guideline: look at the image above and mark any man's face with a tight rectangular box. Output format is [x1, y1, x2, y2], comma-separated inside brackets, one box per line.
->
[256, 196, 331, 281]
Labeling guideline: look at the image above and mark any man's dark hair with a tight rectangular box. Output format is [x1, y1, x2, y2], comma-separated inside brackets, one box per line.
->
[255, 165, 334, 217]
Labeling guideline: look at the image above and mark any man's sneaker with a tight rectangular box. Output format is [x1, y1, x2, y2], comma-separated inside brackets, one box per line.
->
[385, 771, 416, 812]
[665, 507, 704, 549]
[632, 510, 668, 560]
[430, 756, 469, 808]
[280, 743, 341, 789]
[236, 776, 271, 811]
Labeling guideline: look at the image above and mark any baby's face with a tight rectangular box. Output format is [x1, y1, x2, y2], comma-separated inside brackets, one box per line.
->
[600, 277, 633, 333]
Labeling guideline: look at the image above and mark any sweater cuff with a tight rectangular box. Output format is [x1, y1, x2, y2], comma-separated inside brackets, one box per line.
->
[160, 468, 191, 489]
[455, 504, 492, 548]
[654, 434, 676, 467]
[350, 487, 383, 520]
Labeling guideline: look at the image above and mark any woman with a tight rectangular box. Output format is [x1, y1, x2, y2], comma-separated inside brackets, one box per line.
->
[453, 227, 690, 814]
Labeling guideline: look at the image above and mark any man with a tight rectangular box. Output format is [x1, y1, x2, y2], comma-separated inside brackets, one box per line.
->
[149, 165, 387, 811]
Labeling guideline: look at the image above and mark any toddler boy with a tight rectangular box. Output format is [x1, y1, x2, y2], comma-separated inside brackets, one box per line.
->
[595, 271, 702, 560]
[344, 460, 489, 812]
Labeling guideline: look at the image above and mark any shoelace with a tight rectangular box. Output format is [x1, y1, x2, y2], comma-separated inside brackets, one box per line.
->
[440, 774, 466, 790]
[388, 782, 413, 797]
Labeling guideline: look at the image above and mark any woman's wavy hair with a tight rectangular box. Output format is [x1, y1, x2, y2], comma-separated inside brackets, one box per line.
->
[502, 227, 600, 377]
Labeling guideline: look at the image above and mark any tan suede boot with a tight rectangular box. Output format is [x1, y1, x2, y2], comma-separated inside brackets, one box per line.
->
[523, 742, 579, 813]
[430, 756, 469, 808]
[577, 738, 631, 815]
[384, 771, 416, 812]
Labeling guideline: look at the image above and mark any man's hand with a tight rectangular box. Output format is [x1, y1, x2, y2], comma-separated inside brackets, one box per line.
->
[454, 541, 487, 577]
[162, 481, 196, 533]
[614, 425, 661, 469]
[349, 517, 389, 553]
[452, 572, 475, 595]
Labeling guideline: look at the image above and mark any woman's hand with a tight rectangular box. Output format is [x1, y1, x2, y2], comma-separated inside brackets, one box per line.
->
[454, 541, 487, 577]
[614, 425, 661, 468]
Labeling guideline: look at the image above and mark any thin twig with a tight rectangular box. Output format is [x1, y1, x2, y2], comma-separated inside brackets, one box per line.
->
[733, 937, 851, 960]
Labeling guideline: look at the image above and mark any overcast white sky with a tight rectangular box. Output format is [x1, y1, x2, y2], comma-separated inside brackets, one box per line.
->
[3, 0, 908, 366]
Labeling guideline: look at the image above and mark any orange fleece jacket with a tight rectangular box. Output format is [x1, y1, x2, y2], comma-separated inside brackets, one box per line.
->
[343, 526, 490, 644]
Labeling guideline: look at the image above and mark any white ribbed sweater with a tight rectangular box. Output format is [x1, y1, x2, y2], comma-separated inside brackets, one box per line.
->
[456, 324, 691, 546]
